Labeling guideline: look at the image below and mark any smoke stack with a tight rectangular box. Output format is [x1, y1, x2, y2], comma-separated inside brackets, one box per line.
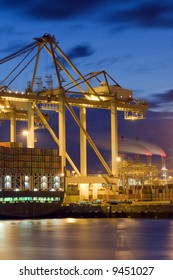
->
[161, 155, 166, 169]
[147, 154, 152, 166]
[161, 154, 167, 180]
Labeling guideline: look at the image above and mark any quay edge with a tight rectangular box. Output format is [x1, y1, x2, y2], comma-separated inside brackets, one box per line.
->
[1, 202, 173, 219]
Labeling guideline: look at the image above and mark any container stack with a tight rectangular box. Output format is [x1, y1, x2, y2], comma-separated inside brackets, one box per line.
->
[0, 146, 62, 190]
[0, 146, 61, 175]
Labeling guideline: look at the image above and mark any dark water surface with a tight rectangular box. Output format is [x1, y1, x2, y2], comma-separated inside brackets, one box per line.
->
[0, 218, 173, 260]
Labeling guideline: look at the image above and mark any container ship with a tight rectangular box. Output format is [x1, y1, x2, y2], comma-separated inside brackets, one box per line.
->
[0, 144, 64, 219]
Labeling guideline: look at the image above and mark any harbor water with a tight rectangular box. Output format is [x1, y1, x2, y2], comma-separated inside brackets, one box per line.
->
[0, 218, 173, 260]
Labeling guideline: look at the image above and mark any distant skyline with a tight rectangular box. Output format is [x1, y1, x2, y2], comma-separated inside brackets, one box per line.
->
[0, 0, 173, 172]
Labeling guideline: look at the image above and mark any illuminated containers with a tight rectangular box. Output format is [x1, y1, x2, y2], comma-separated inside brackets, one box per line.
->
[0, 146, 62, 190]
[0, 146, 61, 174]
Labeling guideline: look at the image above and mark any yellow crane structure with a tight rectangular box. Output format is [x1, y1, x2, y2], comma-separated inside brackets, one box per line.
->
[0, 34, 148, 199]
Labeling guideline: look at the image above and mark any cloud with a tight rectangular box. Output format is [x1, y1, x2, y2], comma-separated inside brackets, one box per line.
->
[147, 101, 159, 110]
[67, 44, 95, 59]
[145, 89, 173, 113]
[0, 0, 106, 20]
[153, 89, 173, 103]
[57, 43, 95, 69]
[1, 0, 173, 31]
[0, 0, 27, 8]
[104, 0, 173, 29]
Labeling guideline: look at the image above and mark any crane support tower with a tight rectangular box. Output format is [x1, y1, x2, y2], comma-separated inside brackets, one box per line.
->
[0, 33, 148, 199]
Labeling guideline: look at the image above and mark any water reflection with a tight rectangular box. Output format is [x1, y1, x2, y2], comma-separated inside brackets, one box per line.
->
[0, 218, 173, 260]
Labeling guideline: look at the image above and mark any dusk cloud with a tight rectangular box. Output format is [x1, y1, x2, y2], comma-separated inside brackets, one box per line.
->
[0, 0, 106, 19]
[104, 0, 173, 29]
[154, 89, 173, 103]
[1, 0, 173, 30]
[148, 89, 173, 112]
[67, 44, 95, 59]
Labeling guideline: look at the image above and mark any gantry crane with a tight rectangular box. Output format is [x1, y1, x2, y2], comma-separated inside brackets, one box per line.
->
[0, 33, 148, 195]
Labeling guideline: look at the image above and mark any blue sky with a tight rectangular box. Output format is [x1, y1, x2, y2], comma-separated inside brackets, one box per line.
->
[0, 0, 173, 172]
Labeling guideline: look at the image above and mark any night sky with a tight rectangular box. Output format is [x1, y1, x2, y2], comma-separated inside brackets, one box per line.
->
[0, 0, 173, 173]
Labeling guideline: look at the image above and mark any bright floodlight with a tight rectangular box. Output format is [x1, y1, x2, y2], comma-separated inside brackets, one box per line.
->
[22, 130, 29, 136]
[117, 156, 121, 162]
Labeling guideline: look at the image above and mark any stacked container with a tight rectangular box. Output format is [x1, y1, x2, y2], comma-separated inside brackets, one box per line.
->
[0, 146, 61, 190]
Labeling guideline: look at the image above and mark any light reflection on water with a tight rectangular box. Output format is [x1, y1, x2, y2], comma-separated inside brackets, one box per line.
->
[0, 218, 173, 260]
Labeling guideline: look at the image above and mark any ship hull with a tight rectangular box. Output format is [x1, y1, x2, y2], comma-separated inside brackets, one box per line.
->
[0, 202, 63, 219]
[0, 190, 64, 219]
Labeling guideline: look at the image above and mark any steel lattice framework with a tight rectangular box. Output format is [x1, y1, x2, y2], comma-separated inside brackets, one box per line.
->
[0, 33, 149, 188]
